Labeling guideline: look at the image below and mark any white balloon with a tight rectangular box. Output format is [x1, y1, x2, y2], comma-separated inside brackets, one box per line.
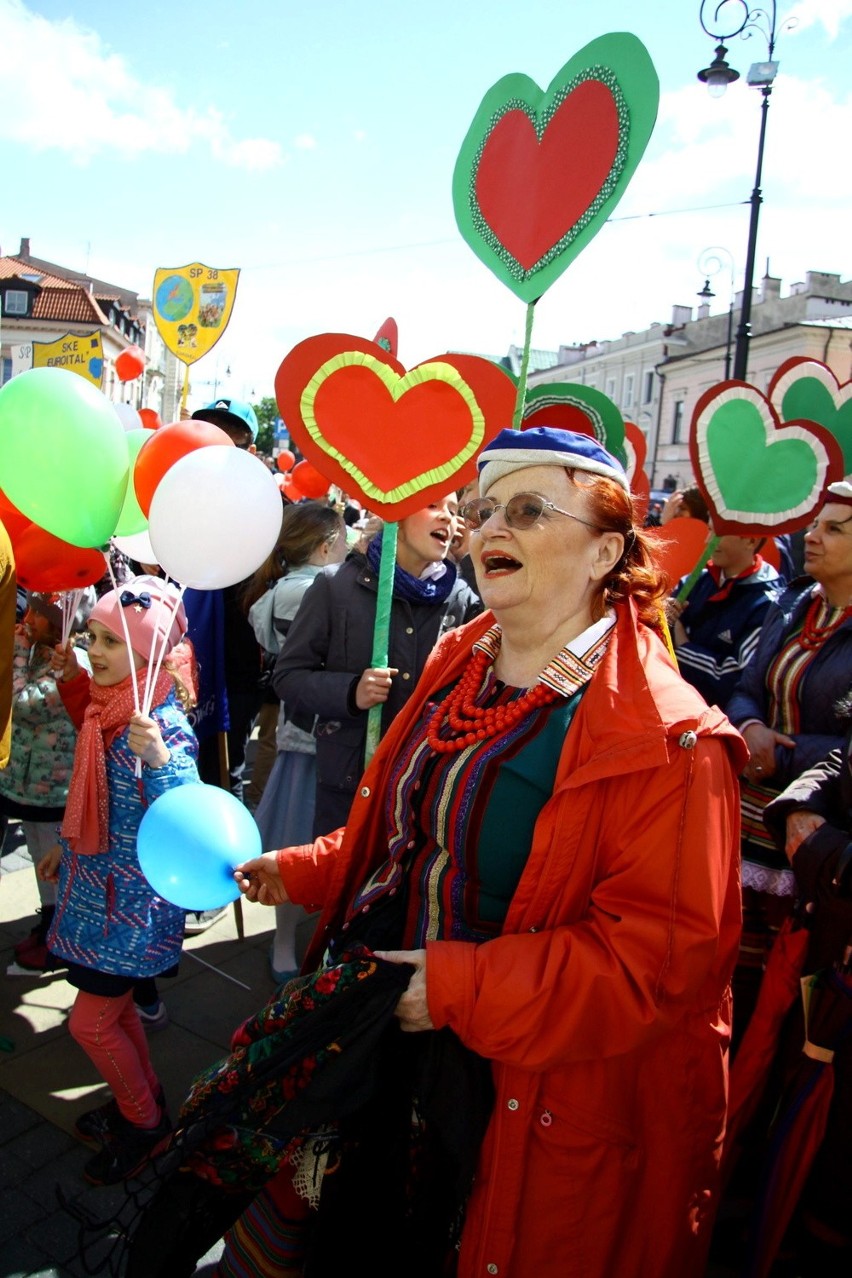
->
[113, 401, 142, 433]
[112, 528, 156, 564]
[148, 447, 283, 589]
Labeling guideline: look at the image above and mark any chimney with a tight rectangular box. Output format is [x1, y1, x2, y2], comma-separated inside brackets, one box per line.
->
[696, 303, 711, 320]
[761, 274, 782, 302]
[19, 237, 30, 258]
[671, 304, 693, 327]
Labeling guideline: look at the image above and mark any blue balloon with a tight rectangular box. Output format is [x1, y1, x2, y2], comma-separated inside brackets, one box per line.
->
[137, 782, 260, 911]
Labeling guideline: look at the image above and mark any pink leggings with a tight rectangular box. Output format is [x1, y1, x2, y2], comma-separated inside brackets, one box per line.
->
[68, 989, 161, 1129]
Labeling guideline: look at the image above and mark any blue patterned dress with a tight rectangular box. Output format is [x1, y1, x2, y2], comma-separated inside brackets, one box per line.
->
[48, 688, 199, 981]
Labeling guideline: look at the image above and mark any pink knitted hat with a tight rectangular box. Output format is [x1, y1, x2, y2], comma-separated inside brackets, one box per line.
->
[89, 575, 187, 662]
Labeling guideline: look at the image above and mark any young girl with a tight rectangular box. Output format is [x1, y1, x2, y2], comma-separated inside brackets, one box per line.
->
[0, 591, 92, 971]
[247, 500, 347, 983]
[39, 576, 199, 1186]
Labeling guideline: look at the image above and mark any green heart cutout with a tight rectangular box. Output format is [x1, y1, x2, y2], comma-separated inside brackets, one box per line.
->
[453, 33, 659, 303]
[523, 382, 627, 467]
[777, 376, 852, 475]
[707, 401, 819, 513]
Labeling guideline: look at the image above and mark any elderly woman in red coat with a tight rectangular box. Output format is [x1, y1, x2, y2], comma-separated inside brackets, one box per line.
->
[233, 426, 746, 1278]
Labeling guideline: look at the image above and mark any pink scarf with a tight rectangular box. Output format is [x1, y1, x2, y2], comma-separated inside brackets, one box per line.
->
[61, 668, 173, 855]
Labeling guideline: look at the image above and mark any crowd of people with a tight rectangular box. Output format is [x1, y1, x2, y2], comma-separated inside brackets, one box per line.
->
[1, 414, 850, 1277]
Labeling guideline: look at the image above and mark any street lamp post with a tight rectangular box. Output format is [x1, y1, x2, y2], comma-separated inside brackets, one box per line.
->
[697, 246, 736, 380]
[697, 1, 784, 381]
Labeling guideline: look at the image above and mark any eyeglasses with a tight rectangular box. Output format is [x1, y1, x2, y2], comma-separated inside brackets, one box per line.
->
[459, 492, 602, 532]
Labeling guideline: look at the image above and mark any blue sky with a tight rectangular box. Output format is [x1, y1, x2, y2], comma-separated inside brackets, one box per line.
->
[2, 0, 850, 405]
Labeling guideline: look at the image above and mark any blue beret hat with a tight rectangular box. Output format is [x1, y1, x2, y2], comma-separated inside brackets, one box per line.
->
[478, 426, 629, 495]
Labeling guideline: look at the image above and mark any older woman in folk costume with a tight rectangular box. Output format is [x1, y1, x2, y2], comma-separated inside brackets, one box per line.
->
[726, 480, 852, 1045]
[228, 426, 745, 1278]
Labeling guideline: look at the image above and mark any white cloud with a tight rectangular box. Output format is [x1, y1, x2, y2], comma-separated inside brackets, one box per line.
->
[293, 134, 318, 151]
[0, 0, 283, 170]
[785, 0, 852, 39]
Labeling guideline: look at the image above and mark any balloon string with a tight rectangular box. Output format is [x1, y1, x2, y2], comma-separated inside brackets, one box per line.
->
[180, 363, 190, 412]
[511, 299, 537, 431]
[184, 948, 251, 990]
[60, 588, 84, 649]
[106, 554, 141, 715]
[142, 585, 187, 718]
[106, 554, 143, 779]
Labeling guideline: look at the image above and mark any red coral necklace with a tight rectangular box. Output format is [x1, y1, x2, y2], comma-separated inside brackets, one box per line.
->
[800, 596, 852, 650]
[426, 648, 560, 755]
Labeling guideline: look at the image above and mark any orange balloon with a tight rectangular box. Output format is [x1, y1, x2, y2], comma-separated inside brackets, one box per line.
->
[276, 448, 296, 473]
[291, 460, 329, 499]
[138, 407, 162, 431]
[133, 420, 234, 517]
[115, 345, 146, 382]
[645, 517, 712, 589]
[282, 473, 306, 503]
[14, 522, 106, 591]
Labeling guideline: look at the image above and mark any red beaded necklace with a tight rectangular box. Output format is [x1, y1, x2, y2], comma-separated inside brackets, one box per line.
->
[800, 596, 852, 651]
[426, 648, 560, 754]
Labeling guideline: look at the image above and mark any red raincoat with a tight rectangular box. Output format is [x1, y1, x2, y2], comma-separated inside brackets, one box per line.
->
[279, 602, 747, 1278]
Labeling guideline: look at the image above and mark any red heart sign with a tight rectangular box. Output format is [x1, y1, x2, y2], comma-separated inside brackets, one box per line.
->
[476, 80, 619, 272]
[275, 336, 516, 520]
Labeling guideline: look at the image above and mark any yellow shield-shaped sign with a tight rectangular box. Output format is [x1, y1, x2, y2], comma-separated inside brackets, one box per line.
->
[32, 331, 104, 387]
[151, 264, 240, 365]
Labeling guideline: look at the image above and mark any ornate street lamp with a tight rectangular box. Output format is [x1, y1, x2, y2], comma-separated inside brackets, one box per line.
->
[697, 2, 789, 380]
[697, 245, 736, 380]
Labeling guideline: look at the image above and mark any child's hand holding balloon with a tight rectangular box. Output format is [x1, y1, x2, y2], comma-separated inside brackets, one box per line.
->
[127, 712, 170, 769]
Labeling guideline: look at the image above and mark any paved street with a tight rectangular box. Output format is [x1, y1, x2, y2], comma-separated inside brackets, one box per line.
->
[0, 819, 282, 1278]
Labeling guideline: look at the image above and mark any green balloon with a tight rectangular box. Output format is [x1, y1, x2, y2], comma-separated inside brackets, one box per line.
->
[114, 428, 150, 537]
[0, 368, 129, 547]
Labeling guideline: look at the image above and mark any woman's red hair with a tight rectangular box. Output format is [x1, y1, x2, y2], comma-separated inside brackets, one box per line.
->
[567, 470, 668, 627]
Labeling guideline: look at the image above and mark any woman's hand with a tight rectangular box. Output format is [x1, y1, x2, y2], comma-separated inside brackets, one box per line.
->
[233, 852, 291, 906]
[37, 844, 62, 884]
[51, 641, 80, 683]
[375, 948, 433, 1032]
[127, 712, 170, 769]
[785, 810, 826, 863]
[742, 722, 795, 782]
[354, 666, 399, 711]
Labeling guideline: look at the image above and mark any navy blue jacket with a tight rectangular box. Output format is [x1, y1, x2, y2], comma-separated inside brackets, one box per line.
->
[674, 559, 781, 710]
[727, 578, 852, 792]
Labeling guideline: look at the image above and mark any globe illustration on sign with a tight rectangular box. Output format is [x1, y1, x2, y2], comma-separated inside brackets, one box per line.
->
[156, 275, 194, 323]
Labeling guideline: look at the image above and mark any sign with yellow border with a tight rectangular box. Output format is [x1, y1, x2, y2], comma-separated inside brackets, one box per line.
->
[151, 263, 240, 365]
[31, 331, 104, 386]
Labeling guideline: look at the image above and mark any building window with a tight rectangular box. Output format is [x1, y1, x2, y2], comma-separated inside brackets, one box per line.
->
[3, 289, 28, 316]
[623, 374, 634, 409]
[605, 377, 616, 400]
[643, 370, 655, 403]
[1, 357, 11, 386]
[672, 400, 686, 444]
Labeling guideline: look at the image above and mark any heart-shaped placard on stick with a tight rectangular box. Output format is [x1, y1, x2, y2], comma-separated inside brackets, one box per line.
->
[453, 33, 659, 303]
[689, 382, 844, 535]
[275, 335, 516, 520]
[769, 357, 852, 479]
[522, 382, 627, 467]
[623, 421, 650, 506]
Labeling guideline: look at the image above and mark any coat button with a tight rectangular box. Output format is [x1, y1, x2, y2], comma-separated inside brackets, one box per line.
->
[402, 672, 410, 681]
[487, 1265, 499, 1275]
[507, 1098, 519, 1111]
[406, 626, 414, 634]
[364, 575, 372, 583]
[360, 786, 371, 797]
[678, 731, 698, 750]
